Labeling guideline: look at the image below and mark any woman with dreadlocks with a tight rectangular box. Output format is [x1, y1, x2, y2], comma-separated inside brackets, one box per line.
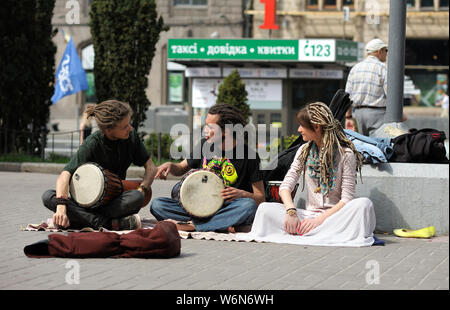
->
[237, 102, 376, 247]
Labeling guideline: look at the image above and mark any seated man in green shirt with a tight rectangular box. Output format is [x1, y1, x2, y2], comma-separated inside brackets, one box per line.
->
[42, 100, 157, 230]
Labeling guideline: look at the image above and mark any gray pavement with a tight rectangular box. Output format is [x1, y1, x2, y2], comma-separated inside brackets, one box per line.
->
[0, 171, 448, 291]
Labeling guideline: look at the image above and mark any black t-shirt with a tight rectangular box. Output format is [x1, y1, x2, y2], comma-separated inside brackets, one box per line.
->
[64, 129, 150, 180]
[186, 139, 263, 193]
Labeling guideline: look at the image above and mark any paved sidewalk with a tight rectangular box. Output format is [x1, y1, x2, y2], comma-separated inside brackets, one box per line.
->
[0, 171, 448, 290]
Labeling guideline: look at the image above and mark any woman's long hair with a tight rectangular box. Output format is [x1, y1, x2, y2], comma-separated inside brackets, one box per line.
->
[295, 102, 363, 192]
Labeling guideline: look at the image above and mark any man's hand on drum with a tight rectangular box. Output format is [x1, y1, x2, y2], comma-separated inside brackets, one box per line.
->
[221, 186, 246, 202]
[53, 207, 70, 228]
[155, 162, 173, 180]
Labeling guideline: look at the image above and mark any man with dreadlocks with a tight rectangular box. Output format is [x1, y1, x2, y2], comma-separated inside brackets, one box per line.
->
[237, 102, 377, 247]
[42, 100, 157, 231]
[151, 103, 265, 232]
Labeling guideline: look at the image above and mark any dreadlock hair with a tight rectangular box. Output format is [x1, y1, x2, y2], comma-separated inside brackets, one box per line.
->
[207, 103, 248, 128]
[295, 102, 363, 193]
[84, 100, 133, 132]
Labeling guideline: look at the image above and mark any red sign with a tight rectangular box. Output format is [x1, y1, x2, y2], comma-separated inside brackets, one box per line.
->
[259, 0, 279, 30]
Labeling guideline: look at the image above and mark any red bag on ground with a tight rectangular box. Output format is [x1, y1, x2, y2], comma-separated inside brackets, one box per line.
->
[24, 221, 181, 259]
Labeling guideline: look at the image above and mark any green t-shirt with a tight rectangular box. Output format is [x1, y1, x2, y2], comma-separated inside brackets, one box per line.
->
[64, 129, 150, 180]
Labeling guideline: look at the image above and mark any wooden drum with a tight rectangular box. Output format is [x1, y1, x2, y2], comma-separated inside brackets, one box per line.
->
[69, 162, 123, 208]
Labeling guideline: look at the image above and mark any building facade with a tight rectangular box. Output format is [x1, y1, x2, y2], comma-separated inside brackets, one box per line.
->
[249, 0, 449, 108]
[49, 0, 246, 127]
[49, 0, 448, 134]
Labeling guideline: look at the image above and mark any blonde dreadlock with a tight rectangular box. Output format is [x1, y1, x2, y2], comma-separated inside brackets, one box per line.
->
[84, 100, 133, 132]
[295, 102, 363, 194]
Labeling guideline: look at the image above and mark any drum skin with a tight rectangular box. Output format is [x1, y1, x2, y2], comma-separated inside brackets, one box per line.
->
[179, 170, 225, 218]
[69, 163, 152, 208]
[69, 163, 123, 208]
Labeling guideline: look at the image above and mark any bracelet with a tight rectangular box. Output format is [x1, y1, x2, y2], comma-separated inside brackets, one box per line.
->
[138, 184, 148, 194]
[286, 208, 297, 216]
[55, 197, 69, 205]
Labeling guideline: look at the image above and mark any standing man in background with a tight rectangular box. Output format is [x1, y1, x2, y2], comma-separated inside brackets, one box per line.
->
[345, 38, 388, 136]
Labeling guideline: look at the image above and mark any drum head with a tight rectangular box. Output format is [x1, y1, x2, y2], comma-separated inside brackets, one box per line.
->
[69, 163, 105, 207]
[180, 170, 224, 218]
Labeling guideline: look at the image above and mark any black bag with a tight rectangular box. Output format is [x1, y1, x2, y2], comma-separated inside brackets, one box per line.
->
[390, 128, 448, 163]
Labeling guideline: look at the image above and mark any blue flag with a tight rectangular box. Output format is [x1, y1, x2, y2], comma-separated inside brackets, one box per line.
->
[51, 38, 88, 104]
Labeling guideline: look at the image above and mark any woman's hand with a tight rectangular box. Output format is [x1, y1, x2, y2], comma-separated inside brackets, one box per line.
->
[297, 216, 325, 235]
[284, 213, 301, 235]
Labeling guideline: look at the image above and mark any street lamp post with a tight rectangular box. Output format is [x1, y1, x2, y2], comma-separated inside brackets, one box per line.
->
[385, 0, 407, 123]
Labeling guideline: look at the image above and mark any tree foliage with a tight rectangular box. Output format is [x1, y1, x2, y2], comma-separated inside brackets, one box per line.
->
[89, 0, 166, 129]
[216, 69, 250, 122]
[0, 0, 56, 155]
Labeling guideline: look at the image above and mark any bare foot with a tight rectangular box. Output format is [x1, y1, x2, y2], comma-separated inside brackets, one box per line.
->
[164, 219, 196, 232]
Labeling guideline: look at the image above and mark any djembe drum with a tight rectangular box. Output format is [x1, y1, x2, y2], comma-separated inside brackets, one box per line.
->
[171, 169, 225, 218]
[69, 162, 151, 208]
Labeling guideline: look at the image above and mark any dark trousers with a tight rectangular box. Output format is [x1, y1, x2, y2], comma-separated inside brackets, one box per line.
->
[42, 190, 143, 230]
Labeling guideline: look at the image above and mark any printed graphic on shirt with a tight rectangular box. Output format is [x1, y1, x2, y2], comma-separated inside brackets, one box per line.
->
[202, 156, 238, 186]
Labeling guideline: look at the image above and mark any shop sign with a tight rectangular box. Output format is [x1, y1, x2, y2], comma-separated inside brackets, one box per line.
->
[289, 69, 343, 79]
[169, 39, 360, 63]
[259, 0, 279, 30]
[169, 39, 298, 61]
[222, 67, 287, 78]
[192, 78, 282, 109]
[299, 39, 335, 62]
[335, 40, 361, 62]
[185, 67, 221, 77]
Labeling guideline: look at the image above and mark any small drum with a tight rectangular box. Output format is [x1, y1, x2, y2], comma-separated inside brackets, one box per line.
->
[173, 169, 225, 218]
[266, 181, 299, 203]
[69, 162, 123, 208]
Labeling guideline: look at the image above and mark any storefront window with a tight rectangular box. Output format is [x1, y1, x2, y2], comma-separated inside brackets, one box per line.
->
[405, 39, 449, 106]
[168, 72, 184, 104]
[420, 0, 434, 7]
[324, 0, 337, 9]
[81, 44, 95, 103]
[440, 0, 449, 8]
[291, 79, 342, 110]
[343, 0, 355, 7]
[84, 72, 96, 103]
[407, 0, 415, 8]
[306, 0, 318, 9]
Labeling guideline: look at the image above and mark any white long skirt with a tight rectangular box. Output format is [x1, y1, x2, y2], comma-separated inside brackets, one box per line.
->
[236, 198, 376, 247]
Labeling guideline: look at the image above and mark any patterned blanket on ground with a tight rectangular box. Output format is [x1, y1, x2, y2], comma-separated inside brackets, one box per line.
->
[21, 218, 242, 241]
[21, 218, 385, 245]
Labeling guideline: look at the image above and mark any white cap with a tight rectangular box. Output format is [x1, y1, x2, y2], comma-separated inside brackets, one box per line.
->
[365, 38, 388, 53]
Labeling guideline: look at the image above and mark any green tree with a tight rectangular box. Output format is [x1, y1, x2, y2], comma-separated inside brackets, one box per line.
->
[89, 0, 166, 129]
[0, 0, 56, 155]
[216, 69, 250, 121]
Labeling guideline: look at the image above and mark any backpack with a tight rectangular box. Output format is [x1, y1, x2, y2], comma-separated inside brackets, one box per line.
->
[390, 128, 449, 163]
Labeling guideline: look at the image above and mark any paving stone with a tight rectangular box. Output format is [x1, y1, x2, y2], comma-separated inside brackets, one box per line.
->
[0, 171, 448, 290]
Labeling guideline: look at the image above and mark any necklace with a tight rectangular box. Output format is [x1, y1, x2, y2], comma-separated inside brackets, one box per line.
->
[306, 144, 337, 195]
